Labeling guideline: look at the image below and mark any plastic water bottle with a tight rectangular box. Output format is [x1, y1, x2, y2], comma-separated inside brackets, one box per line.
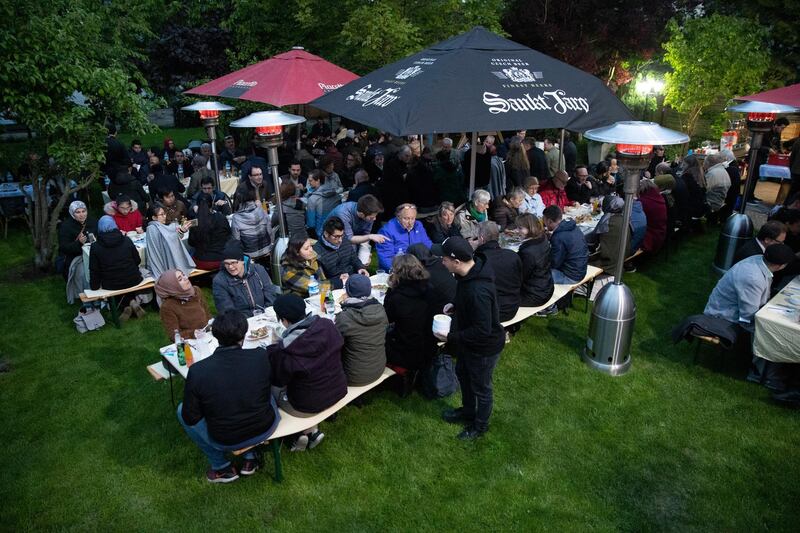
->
[177, 166, 184, 180]
[225, 161, 231, 178]
[103, 175, 110, 188]
[164, 151, 170, 163]
[174, 329, 186, 366]
[308, 276, 320, 302]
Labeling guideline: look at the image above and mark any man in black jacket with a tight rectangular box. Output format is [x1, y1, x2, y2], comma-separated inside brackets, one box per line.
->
[474, 221, 522, 323]
[178, 310, 280, 483]
[313, 217, 369, 288]
[733, 220, 786, 265]
[435, 236, 505, 440]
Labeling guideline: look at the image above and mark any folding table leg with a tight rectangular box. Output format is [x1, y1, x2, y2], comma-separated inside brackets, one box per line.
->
[168, 371, 175, 408]
[271, 440, 283, 483]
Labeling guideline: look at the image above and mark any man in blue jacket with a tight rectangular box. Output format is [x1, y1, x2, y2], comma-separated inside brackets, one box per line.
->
[376, 203, 432, 271]
[324, 194, 387, 265]
[542, 205, 588, 285]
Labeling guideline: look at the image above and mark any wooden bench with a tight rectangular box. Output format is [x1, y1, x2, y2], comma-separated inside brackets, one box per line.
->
[80, 269, 211, 327]
[242, 368, 398, 482]
[501, 265, 604, 328]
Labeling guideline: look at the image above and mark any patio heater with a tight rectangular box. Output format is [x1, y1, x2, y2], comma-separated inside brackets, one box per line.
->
[582, 121, 689, 376]
[181, 101, 235, 190]
[712, 100, 800, 274]
[230, 110, 305, 284]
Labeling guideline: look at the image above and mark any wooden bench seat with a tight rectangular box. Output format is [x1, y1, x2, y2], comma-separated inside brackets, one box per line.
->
[231, 367, 396, 482]
[501, 265, 604, 328]
[80, 269, 211, 326]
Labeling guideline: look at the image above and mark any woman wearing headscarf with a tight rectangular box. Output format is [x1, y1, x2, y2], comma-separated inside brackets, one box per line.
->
[89, 215, 145, 320]
[145, 204, 196, 280]
[591, 196, 631, 275]
[58, 200, 98, 279]
[156, 269, 211, 342]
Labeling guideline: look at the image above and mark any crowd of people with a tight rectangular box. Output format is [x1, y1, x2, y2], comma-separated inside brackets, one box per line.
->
[52, 119, 800, 483]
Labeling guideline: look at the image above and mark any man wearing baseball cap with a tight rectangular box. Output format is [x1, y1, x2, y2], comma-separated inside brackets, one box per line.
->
[435, 236, 505, 440]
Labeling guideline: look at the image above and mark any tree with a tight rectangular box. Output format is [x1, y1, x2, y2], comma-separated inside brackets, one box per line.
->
[0, 0, 159, 270]
[502, 0, 700, 90]
[662, 14, 771, 138]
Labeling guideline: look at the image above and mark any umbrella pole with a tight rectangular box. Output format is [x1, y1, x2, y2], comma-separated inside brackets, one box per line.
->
[296, 104, 303, 152]
[559, 129, 566, 172]
[207, 124, 221, 190]
[469, 131, 477, 197]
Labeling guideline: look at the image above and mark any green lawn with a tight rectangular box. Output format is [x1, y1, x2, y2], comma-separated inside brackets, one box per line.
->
[1, 225, 798, 531]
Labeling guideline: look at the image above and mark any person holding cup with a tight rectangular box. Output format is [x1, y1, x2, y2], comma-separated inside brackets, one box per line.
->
[436, 236, 505, 440]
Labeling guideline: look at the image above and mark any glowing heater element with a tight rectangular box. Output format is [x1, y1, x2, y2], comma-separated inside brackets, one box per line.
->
[255, 125, 283, 136]
[198, 109, 220, 120]
[747, 112, 776, 122]
[616, 144, 653, 156]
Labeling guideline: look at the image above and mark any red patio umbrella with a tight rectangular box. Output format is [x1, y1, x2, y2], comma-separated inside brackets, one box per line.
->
[185, 47, 359, 107]
[737, 83, 800, 108]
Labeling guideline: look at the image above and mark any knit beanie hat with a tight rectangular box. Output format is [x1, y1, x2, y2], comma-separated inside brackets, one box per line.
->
[273, 294, 306, 323]
[345, 274, 372, 298]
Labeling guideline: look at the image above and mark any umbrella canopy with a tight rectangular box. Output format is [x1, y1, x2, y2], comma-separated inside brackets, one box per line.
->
[185, 47, 359, 107]
[310, 26, 633, 136]
[736, 83, 800, 108]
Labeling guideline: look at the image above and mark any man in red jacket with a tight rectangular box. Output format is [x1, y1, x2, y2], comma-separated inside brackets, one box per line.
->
[538, 170, 575, 210]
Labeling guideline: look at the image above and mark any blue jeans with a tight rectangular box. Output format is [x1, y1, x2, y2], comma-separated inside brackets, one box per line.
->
[177, 400, 280, 470]
[551, 269, 579, 285]
[455, 352, 501, 433]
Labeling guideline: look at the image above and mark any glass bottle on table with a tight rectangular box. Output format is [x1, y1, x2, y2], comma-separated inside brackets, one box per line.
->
[174, 329, 186, 366]
[325, 290, 336, 316]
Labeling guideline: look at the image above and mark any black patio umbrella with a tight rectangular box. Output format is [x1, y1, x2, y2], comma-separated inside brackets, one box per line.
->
[311, 26, 632, 136]
[311, 26, 633, 193]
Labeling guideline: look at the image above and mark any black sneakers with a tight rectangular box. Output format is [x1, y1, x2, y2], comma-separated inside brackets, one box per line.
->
[206, 464, 239, 484]
[457, 426, 486, 441]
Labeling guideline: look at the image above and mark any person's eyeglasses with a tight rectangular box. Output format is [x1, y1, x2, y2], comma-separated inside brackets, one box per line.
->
[326, 232, 344, 241]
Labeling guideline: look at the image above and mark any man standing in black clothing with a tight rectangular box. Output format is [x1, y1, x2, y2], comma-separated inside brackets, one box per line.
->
[435, 236, 505, 440]
[523, 137, 549, 182]
[104, 124, 130, 180]
[178, 310, 280, 483]
[474, 221, 522, 323]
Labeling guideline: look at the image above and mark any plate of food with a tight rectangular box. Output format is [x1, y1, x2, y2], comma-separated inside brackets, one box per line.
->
[246, 326, 271, 341]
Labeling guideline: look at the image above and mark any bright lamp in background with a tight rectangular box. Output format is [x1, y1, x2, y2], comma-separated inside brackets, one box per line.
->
[181, 101, 235, 188]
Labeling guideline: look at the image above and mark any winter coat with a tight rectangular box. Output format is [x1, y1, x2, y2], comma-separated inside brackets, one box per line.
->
[424, 216, 462, 244]
[432, 163, 466, 205]
[518, 235, 555, 307]
[230, 203, 272, 259]
[475, 240, 523, 322]
[280, 255, 332, 297]
[104, 200, 143, 233]
[538, 180, 572, 210]
[384, 279, 436, 371]
[189, 212, 231, 262]
[306, 182, 341, 237]
[629, 200, 648, 252]
[182, 345, 277, 445]
[454, 203, 485, 242]
[58, 216, 98, 273]
[490, 198, 519, 231]
[159, 288, 211, 342]
[565, 177, 601, 205]
[550, 219, 588, 282]
[313, 237, 365, 288]
[376, 218, 433, 271]
[639, 188, 668, 253]
[704, 163, 731, 213]
[271, 198, 308, 241]
[108, 173, 149, 214]
[212, 262, 280, 317]
[325, 202, 374, 241]
[268, 315, 348, 413]
[593, 214, 631, 275]
[89, 230, 142, 290]
[335, 298, 389, 385]
[446, 255, 505, 357]
[407, 159, 440, 210]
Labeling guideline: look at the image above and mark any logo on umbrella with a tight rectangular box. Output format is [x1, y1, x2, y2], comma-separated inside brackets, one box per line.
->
[491, 68, 543, 83]
[483, 89, 589, 115]
[345, 84, 401, 108]
[318, 82, 344, 93]
[233, 79, 258, 88]
[395, 66, 423, 80]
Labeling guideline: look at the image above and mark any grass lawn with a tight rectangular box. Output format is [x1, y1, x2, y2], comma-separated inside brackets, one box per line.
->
[1, 223, 798, 531]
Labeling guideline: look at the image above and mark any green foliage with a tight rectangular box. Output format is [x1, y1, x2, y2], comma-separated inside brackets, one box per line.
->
[340, 3, 421, 73]
[0, 0, 161, 268]
[662, 14, 771, 137]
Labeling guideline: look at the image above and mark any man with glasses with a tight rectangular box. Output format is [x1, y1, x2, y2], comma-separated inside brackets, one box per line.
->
[234, 165, 270, 212]
[565, 165, 601, 205]
[212, 240, 279, 318]
[733, 221, 787, 265]
[313, 217, 369, 289]
[376, 203, 432, 271]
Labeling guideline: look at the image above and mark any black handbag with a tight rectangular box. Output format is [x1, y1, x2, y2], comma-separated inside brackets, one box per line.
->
[422, 352, 458, 399]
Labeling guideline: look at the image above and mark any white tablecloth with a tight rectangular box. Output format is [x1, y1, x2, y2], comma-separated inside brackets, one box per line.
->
[160, 275, 389, 378]
[753, 276, 800, 363]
